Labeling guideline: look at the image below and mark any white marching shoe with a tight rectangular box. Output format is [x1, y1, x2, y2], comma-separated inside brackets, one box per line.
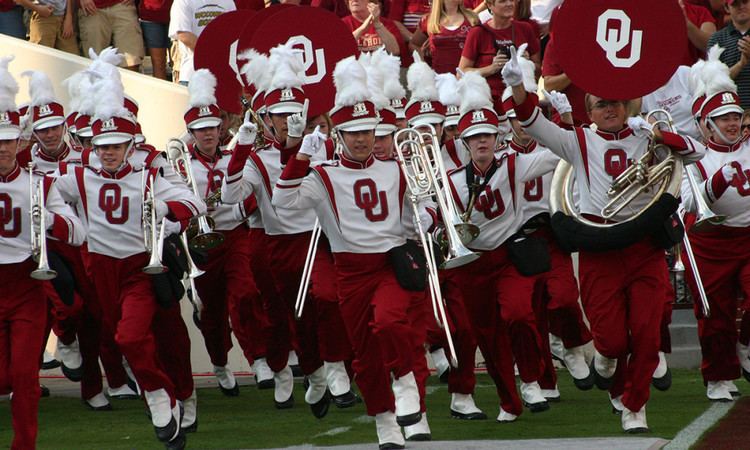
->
[213, 365, 239, 396]
[305, 365, 330, 419]
[520, 381, 550, 413]
[41, 350, 60, 370]
[391, 372, 422, 427]
[108, 383, 139, 400]
[181, 390, 198, 433]
[85, 391, 112, 411]
[564, 344, 595, 390]
[541, 386, 561, 402]
[404, 413, 431, 441]
[592, 350, 617, 390]
[274, 365, 294, 409]
[144, 389, 183, 444]
[707, 380, 734, 402]
[609, 393, 624, 415]
[325, 361, 357, 408]
[252, 358, 275, 389]
[450, 393, 487, 420]
[651, 351, 672, 391]
[57, 338, 83, 382]
[496, 407, 518, 423]
[726, 380, 740, 397]
[375, 411, 405, 450]
[430, 348, 450, 382]
[622, 405, 649, 433]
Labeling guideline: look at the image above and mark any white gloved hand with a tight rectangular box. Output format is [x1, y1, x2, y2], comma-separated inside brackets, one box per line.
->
[237, 111, 258, 146]
[501, 45, 525, 87]
[721, 163, 737, 183]
[627, 116, 653, 138]
[32, 207, 54, 234]
[298, 126, 328, 158]
[163, 219, 182, 236]
[154, 198, 169, 221]
[286, 99, 309, 139]
[543, 89, 572, 115]
[416, 202, 435, 231]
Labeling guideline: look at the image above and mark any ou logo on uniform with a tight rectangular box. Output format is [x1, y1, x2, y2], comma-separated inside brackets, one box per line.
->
[596, 9, 643, 68]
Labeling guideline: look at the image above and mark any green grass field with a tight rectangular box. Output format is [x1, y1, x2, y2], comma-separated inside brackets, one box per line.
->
[0, 369, 711, 449]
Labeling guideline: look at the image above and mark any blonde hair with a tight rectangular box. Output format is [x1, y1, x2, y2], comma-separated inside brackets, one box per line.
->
[426, 0, 479, 35]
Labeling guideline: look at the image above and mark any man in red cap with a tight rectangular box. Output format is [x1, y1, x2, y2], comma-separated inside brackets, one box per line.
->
[54, 74, 204, 449]
[0, 56, 85, 450]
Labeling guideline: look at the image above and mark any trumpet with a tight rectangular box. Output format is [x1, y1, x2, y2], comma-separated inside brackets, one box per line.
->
[28, 164, 57, 280]
[142, 169, 168, 275]
[165, 138, 225, 251]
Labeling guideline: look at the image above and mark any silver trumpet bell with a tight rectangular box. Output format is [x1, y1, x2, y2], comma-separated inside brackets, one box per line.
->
[142, 171, 168, 275]
[28, 164, 57, 280]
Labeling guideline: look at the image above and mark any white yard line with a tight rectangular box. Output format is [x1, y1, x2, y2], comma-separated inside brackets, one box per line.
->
[664, 402, 734, 450]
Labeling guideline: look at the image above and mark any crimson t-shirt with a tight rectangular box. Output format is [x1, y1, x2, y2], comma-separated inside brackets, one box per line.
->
[541, 37, 589, 127]
[681, 3, 714, 65]
[461, 20, 540, 102]
[341, 15, 407, 55]
[418, 16, 473, 74]
[0, 0, 15, 12]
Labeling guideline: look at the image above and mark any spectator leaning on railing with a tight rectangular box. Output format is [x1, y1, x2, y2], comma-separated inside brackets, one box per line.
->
[78, 0, 145, 71]
[29, 0, 79, 54]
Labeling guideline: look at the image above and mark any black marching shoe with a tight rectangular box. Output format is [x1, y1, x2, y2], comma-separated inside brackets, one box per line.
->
[573, 370, 596, 391]
[651, 367, 672, 391]
[396, 412, 421, 427]
[309, 391, 331, 419]
[275, 394, 295, 410]
[181, 420, 198, 434]
[332, 390, 357, 408]
[219, 383, 240, 397]
[591, 360, 613, 391]
[40, 385, 50, 397]
[379, 444, 405, 450]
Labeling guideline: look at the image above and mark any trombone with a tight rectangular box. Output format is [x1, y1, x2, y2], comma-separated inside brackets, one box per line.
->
[28, 164, 57, 280]
[394, 124, 481, 368]
[165, 138, 225, 251]
[142, 169, 168, 275]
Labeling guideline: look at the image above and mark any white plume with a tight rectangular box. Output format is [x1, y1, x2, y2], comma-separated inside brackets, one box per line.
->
[333, 56, 370, 107]
[92, 76, 128, 121]
[407, 51, 438, 101]
[21, 71, 57, 107]
[77, 72, 98, 116]
[188, 68, 217, 107]
[689, 59, 706, 98]
[457, 71, 492, 115]
[62, 71, 86, 113]
[238, 49, 267, 89]
[372, 49, 405, 101]
[0, 56, 18, 113]
[88, 47, 123, 82]
[268, 42, 305, 90]
[701, 44, 736, 96]
[436, 73, 460, 107]
[360, 52, 388, 109]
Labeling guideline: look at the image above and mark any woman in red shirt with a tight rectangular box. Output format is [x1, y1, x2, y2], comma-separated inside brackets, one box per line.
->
[342, 0, 403, 55]
[458, 0, 540, 106]
[410, 0, 479, 74]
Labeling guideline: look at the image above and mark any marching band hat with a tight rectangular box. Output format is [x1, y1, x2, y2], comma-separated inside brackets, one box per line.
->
[184, 69, 222, 130]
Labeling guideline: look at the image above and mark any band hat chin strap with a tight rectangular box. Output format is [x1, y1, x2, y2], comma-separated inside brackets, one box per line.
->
[707, 117, 741, 146]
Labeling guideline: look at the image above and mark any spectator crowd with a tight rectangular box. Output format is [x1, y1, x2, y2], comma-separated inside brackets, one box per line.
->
[0, 0, 746, 120]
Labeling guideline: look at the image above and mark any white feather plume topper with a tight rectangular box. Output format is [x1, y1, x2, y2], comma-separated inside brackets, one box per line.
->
[333, 55, 370, 107]
[88, 47, 123, 82]
[436, 73, 460, 107]
[689, 59, 706, 99]
[238, 49, 269, 90]
[372, 49, 405, 101]
[268, 42, 305, 91]
[21, 71, 57, 107]
[359, 52, 388, 109]
[77, 73, 98, 117]
[457, 71, 492, 115]
[188, 68, 217, 108]
[407, 51, 438, 102]
[62, 71, 86, 113]
[701, 44, 736, 96]
[0, 55, 18, 113]
[93, 76, 129, 121]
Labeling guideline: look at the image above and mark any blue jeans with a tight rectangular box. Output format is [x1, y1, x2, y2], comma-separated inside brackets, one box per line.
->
[0, 7, 26, 39]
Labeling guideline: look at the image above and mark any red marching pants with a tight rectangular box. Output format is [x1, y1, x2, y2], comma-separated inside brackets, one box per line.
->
[247, 228, 274, 360]
[334, 252, 417, 416]
[684, 225, 750, 383]
[153, 303, 194, 401]
[265, 232, 323, 375]
[310, 237, 354, 363]
[579, 238, 667, 412]
[425, 268, 478, 395]
[455, 245, 541, 416]
[87, 253, 179, 403]
[0, 258, 47, 450]
[194, 226, 261, 367]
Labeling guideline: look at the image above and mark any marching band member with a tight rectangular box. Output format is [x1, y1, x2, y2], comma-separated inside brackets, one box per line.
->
[0, 56, 85, 450]
[500, 86, 594, 397]
[222, 43, 335, 417]
[180, 68, 261, 398]
[681, 52, 750, 402]
[448, 69, 559, 422]
[271, 55, 427, 449]
[53, 74, 205, 449]
[504, 45, 705, 431]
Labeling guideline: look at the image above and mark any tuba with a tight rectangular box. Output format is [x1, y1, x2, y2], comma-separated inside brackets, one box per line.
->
[141, 169, 168, 274]
[165, 138, 225, 251]
[28, 164, 57, 280]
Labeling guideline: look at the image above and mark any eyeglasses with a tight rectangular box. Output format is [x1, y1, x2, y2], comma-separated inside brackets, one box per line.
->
[742, 124, 750, 130]
[591, 100, 623, 110]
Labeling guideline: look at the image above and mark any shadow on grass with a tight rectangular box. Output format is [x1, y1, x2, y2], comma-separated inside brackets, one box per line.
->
[0, 369, 710, 449]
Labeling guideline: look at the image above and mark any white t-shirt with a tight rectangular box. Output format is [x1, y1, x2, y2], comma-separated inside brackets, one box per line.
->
[168, 0, 236, 83]
[531, 0, 563, 25]
[641, 66, 700, 140]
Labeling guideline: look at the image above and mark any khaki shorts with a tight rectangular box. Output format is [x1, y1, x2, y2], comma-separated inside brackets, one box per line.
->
[29, 13, 80, 55]
[78, 1, 145, 66]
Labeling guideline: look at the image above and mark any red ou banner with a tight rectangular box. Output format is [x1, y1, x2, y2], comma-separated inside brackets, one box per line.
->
[553, 0, 687, 100]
